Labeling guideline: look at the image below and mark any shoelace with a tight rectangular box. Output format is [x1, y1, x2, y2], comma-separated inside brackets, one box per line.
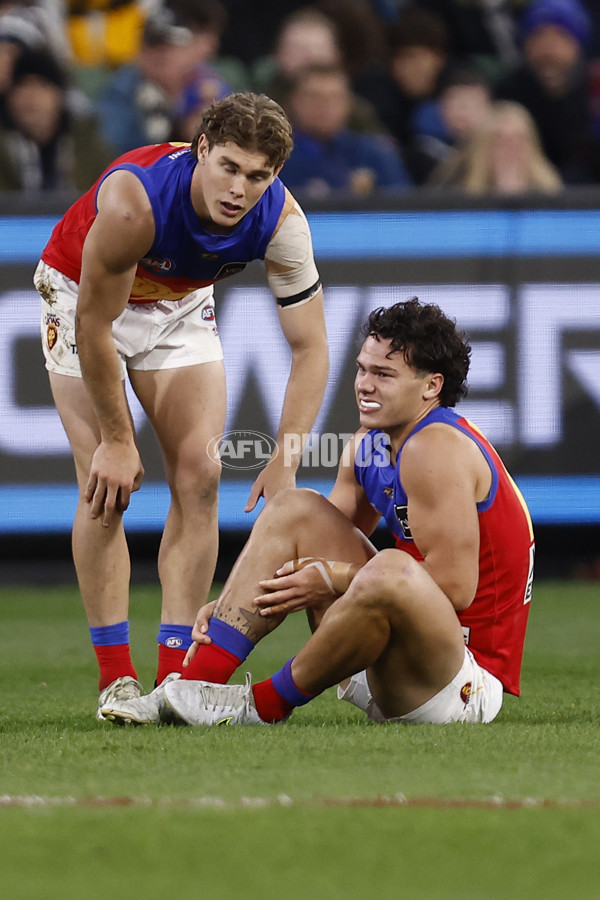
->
[199, 681, 250, 716]
[200, 683, 234, 712]
[108, 681, 139, 701]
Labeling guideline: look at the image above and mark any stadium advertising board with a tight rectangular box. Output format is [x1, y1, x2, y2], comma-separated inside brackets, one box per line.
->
[1, 202, 599, 532]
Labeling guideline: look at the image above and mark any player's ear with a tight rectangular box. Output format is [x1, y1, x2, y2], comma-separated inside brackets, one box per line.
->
[197, 134, 209, 162]
[424, 373, 444, 399]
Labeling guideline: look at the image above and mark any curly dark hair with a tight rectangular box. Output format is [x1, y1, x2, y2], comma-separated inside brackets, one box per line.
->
[363, 298, 471, 407]
[190, 92, 293, 170]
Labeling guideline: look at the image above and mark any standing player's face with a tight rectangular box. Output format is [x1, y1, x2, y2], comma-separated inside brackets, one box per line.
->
[194, 136, 279, 228]
[355, 336, 439, 441]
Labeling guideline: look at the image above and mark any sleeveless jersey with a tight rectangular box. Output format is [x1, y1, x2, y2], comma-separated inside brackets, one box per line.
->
[354, 407, 534, 695]
[41, 143, 287, 304]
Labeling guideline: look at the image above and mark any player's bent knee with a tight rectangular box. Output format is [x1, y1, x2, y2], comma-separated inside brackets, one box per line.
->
[352, 549, 421, 605]
[262, 486, 324, 518]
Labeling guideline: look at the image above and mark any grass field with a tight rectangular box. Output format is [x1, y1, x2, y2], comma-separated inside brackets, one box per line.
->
[1, 578, 599, 899]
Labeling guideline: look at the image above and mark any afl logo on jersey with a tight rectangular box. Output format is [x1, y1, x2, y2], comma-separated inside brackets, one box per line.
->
[142, 256, 174, 272]
[394, 504, 413, 540]
[201, 306, 215, 321]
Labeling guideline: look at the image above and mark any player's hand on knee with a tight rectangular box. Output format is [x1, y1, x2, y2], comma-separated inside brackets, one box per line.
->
[86, 441, 144, 527]
[255, 558, 338, 616]
[244, 457, 296, 512]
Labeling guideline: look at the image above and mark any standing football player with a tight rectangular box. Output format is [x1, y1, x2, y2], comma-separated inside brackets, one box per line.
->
[35, 92, 328, 719]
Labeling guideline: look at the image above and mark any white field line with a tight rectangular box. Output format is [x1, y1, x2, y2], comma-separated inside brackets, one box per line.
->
[0, 794, 598, 810]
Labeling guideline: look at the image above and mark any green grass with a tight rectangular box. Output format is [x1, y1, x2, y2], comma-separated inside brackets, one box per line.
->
[1, 579, 599, 899]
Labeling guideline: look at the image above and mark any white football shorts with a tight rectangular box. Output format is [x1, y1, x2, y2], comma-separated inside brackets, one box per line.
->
[337, 647, 504, 725]
[35, 261, 224, 378]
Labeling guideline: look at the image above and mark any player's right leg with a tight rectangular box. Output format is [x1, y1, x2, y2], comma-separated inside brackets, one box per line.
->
[38, 261, 140, 714]
[34, 262, 141, 716]
[49, 371, 140, 712]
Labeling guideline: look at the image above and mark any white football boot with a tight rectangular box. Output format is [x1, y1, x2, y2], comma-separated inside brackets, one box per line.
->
[100, 672, 181, 725]
[162, 672, 272, 726]
[96, 675, 143, 721]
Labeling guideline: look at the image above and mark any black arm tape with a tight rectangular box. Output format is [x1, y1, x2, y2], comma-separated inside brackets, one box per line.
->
[276, 279, 322, 308]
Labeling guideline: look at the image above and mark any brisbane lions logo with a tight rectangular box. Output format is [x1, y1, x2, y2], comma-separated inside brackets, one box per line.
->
[45, 313, 60, 350]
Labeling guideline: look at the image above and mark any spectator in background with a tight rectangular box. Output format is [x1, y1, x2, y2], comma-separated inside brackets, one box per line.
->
[494, 0, 600, 183]
[251, 7, 383, 134]
[0, 47, 113, 190]
[281, 62, 411, 197]
[0, 0, 69, 106]
[65, 0, 147, 98]
[0, 1, 70, 63]
[419, 0, 521, 85]
[64, 0, 248, 100]
[251, 7, 341, 100]
[170, 65, 230, 142]
[428, 99, 563, 195]
[167, 0, 249, 92]
[409, 64, 492, 183]
[353, 5, 451, 179]
[96, 1, 232, 155]
[216, 0, 308, 70]
[0, 13, 32, 103]
[316, 0, 386, 80]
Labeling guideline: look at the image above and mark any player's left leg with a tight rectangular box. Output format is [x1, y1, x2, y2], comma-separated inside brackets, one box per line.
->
[290, 548, 466, 718]
[129, 360, 226, 682]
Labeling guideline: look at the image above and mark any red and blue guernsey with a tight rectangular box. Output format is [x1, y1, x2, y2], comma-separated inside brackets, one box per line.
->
[354, 406, 535, 696]
[41, 143, 286, 303]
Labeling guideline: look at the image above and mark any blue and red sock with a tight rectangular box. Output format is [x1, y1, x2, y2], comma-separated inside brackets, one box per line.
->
[156, 624, 194, 684]
[181, 618, 254, 683]
[252, 658, 318, 723]
[90, 621, 137, 691]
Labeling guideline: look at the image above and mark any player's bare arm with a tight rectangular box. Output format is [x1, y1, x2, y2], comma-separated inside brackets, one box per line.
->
[244, 192, 328, 511]
[400, 424, 490, 610]
[329, 430, 382, 535]
[245, 289, 329, 511]
[274, 287, 328, 459]
[76, 170, 155, 526]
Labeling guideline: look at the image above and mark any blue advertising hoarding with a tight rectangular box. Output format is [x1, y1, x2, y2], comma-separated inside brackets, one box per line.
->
[1, 199, 599, 533]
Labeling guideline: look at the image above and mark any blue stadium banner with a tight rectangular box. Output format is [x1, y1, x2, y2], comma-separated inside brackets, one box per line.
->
[1, 195, 599, 533]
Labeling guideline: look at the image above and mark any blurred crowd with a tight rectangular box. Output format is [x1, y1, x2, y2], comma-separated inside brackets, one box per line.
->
[1, 0, 600, 197]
